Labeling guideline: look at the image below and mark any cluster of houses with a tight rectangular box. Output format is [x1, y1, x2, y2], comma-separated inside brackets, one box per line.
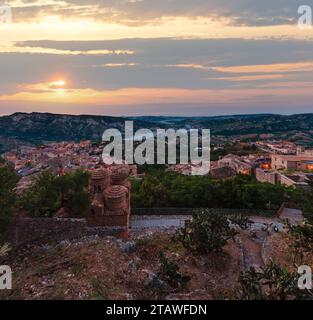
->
[167, 141, 313, 189]
[4, 139, 313, 193]
[256, 147, 313, 189]
[3, 141, 139, 194]
[215, 142, 313, 189]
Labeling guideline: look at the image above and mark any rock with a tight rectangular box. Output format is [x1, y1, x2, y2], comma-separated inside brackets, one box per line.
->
[41, 244, 52, 251]
[121, 293, 134, 300]
[116, 240, 137, 254]
[127, 260, 137, 271]
[59, 240, 71, 247]
[142, 270, 168, 290]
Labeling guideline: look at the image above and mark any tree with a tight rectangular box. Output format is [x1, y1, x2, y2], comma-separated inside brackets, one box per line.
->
[131, 170, 305, 211]
[20, 170, 91, 217]
[54, 170, 91, 217]
[0, 166, 19, 239]
[131, 176, 170, 208]
[20, 171, 60, 217]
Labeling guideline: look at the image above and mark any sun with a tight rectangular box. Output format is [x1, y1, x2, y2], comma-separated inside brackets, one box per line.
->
[52, 80, 65, 87]
[49, 80, 66, 94]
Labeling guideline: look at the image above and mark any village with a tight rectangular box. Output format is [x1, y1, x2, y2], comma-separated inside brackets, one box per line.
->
[168, 141, 313, 189]
[4, 139, 313, 198]
[2, 136, 313, 300]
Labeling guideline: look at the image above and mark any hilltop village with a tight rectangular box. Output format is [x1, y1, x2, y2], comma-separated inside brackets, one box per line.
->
[4, 139, 313, 198]
[1, 138, 313, 300]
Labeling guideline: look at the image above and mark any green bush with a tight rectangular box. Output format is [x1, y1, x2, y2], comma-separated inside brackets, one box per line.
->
[239, 261, 311, 300]
[288, 220, 313, 264]
[132, 171, 303, 211]
[131, 175, 170, 208]
[177, 209, 245, 253]
[20, 170, 91, 218]
[158, 252, 190, 289]
[288, 221, 313, 252]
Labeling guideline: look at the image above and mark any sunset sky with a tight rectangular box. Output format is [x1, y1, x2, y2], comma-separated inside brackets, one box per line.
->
[1, 0, 313, 116]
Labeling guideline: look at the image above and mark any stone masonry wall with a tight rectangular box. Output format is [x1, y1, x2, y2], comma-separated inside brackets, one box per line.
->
[6, 218, 87, 247]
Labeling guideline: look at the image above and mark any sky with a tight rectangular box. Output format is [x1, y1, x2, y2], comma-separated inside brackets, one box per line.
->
[0, 0, 313, 116]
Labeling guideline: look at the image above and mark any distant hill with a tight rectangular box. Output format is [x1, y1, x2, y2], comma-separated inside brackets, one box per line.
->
[174, 113, 313, 136]
[132, 113, 313, 145]
[0, 112, 157, 152]
[1, 112, 313, 152]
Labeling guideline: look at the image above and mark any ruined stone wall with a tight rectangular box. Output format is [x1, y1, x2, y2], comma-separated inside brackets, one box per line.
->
[6, 218, 87, 247]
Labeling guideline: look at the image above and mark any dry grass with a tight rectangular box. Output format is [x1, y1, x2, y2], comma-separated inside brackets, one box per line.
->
[0, 232, 246, 300]
[264, 232, 313, 272]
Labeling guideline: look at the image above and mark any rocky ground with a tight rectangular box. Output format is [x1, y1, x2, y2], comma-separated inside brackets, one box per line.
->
[1, 229, 242, 300]
[0, 214, 308, 300]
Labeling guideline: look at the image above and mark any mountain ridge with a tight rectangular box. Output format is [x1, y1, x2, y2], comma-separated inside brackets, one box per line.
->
[1, 112, 313, 152]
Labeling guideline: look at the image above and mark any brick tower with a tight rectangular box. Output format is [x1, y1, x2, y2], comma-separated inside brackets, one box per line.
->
[87, 166, 131, 230]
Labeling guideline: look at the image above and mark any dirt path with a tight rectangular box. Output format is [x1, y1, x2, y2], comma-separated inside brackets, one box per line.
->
[280, 208, 304, 224]
[240, 230, 267, 270]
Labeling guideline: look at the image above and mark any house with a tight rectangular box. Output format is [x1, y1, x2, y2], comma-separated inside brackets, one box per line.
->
[218, 154, 253, 175]
[256, 168, 278, 185]
[271, 154, 313, 171]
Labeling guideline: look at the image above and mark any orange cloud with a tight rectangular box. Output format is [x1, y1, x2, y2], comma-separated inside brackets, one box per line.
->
[206, 74, 285, 81]
[213, 62, 313, 73]
[2, 87, 313, 107]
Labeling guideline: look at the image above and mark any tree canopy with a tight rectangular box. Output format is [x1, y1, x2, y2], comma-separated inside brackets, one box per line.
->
[131, 170, 307, 211]
[20, 171, 91, 218]
[0, 166, 19, 239]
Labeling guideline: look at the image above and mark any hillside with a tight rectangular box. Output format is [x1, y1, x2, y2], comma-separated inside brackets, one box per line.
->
[0, 112, 157, 152]
[0, 230, 243, 300]
[177, 114, 313, 137]
[134, 114, 313, 138]
[2, 224, 311, 300]
[1, 112, 313, 152]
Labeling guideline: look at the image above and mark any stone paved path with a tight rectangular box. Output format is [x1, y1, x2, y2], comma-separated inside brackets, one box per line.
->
[131, 215, 191, 229]
[280, 208, 304, 224]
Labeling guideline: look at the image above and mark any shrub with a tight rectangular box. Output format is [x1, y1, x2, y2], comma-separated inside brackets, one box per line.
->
[287, 220, 313, 264]
[158, 252, 190, 289]
[177, 209, 245, 254]
[239, 261, 311, 300]
[288, 221, 313, 252]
